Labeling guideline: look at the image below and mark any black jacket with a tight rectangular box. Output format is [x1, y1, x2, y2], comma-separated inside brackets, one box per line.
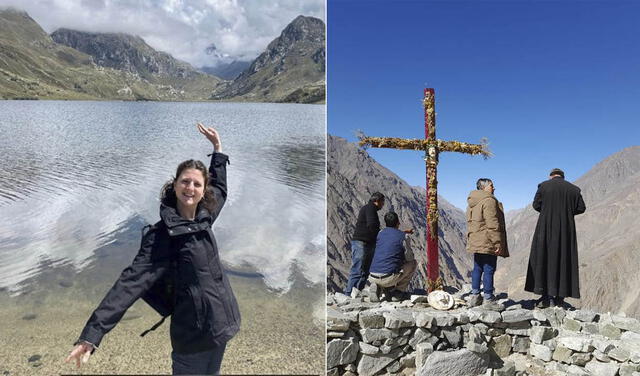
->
[351, 202, 381, 245]
[77, 152, 241, 354]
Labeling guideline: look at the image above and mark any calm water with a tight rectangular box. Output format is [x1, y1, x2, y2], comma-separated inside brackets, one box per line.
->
[0, 101, 325, 294]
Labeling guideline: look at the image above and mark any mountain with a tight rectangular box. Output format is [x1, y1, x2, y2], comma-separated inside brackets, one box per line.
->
[201, 60, 251, 80]
[0, 8, 220, 100]
[50, 28, 221, 97]
[327, 135, 471, 293]
[1, 8, 324, 103]
[211, 16, 325, 104]
[495, 146, 640, 316]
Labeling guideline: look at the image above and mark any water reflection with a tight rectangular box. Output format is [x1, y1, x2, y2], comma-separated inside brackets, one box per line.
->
[260, 143, 325, 198]
[0, 101, 324, 294]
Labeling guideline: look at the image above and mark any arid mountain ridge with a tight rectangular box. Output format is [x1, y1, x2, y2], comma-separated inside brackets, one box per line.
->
[328, 135, 640, 317]
[0, 8, 325, 103]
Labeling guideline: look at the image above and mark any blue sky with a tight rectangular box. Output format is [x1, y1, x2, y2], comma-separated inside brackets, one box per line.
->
[328, 0, 640, 211]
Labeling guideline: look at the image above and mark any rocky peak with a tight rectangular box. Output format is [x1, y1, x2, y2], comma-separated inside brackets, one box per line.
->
[0, 7, 53, 46]
[247, 15, 324, 75]
[280, 15, 325, 44]
[50, 28, 201, 79]
[210, 15, 325, 102]
[0, 7, 31, 21]
[574, 146, 640, 200]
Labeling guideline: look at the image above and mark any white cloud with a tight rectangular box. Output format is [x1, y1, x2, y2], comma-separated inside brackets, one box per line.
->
[0, 0, 324, 67]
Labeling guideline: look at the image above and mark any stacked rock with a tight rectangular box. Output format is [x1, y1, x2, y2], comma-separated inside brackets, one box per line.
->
[326, 293, 640, 376]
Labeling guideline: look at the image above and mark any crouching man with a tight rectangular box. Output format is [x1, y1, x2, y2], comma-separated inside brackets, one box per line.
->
[368, 212, 416, 302]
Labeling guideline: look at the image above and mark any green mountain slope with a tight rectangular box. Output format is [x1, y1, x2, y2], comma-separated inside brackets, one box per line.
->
[0, 8, 325, 103]
[0, 8, 219, 100]
[211, 16, 325, 104]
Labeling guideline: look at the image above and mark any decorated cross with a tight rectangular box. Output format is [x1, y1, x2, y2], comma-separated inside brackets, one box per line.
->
[359, 88, 491, 292]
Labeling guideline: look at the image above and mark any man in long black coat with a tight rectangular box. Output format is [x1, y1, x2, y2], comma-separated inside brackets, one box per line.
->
[525, 168, 586, 307]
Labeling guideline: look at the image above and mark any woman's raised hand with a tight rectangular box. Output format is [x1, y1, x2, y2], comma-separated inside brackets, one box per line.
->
[65, 342, 93, 368]
[197, 123, 222, 152]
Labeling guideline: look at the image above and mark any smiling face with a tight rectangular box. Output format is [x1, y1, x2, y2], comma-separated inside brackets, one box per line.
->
[174, 168, 206, 211]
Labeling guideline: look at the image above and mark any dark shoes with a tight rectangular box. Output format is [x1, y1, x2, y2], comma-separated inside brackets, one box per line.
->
[372, 288, 410, 302]
[536, 295, 565, 309]
[550, 296, 565, 308]
[389, 290, 411, 302]
[368, 284, 401, 302]
[535, 296, 550, 308]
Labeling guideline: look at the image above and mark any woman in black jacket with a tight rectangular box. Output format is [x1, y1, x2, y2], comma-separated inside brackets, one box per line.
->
[65, 123, 241, 375]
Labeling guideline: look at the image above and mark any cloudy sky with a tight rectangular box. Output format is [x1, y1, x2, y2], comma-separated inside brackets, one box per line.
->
[0, 0, 324, 67]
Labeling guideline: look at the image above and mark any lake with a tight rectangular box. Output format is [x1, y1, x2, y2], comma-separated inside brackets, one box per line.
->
[0, 100, 325, 374]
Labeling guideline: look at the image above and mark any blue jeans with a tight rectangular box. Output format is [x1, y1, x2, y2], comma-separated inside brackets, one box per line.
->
[344, 240, 375, 295]
[471, 253, 497, 299]
[172, 342, 227, 375]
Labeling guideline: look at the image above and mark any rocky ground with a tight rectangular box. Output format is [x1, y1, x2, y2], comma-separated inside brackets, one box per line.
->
[0, 275, 324, 375]
[327, 286, 640, 376]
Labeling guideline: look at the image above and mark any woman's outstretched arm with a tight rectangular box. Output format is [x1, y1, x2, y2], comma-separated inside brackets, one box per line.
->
[198, 123, 228, 220]
[65, 227, 171, 368]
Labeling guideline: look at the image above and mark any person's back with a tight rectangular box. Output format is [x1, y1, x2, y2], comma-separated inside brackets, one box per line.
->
[526, 168, 586, 308]
[343, 192, 385, 297]
[534, 177, 584, 215]
[367, 212, 416, 302]
[370, 227, 406, 275]
[352, 201, 380, 244]
[465, 178, 508, 309]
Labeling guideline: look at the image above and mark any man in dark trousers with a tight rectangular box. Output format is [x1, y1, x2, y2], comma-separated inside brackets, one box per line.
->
[368, 211, 416, 302]
[525, 168, 586, 308]
[344, 192, 385, 298]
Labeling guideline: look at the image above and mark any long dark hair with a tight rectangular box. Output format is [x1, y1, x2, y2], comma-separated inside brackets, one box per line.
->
[160, 159, 216, 213]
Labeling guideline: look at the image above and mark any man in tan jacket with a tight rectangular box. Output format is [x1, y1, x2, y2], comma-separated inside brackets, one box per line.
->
[466, 178, 509, 309]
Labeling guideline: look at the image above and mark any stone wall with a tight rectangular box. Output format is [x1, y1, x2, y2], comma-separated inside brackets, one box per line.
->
[327, 294, 640, 376]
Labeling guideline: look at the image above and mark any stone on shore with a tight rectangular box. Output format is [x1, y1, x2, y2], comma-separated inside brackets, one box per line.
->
[501, 309, 534, 323]
[358, 311, 385, 329]
[567, 309, 598, 323]
[530, 343, 553, 362]
[491, 334, 512, 358]
[327, 307, 354, 331]
[357, 348, 404, 376]
[466, 325, 489, 353]
[558, 336, 594, 353]
[384, 310, 415, 329]
[584, 359, 620, 376]
[530, 326, 557, 344]
[415, 342, 434, 369]
[552, 344, 573, 363]
[326, 338, 359, 369]
[418, 349, 490, 376]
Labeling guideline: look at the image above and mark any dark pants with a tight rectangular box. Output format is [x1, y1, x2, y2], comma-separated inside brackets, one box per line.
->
[172, 342, 227, 375]
[471, 253, 497, 299]
[344, 240, 375, 294]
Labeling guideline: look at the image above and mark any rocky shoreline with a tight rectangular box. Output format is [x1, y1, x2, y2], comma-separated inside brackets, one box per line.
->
[327, 289, 640, 376]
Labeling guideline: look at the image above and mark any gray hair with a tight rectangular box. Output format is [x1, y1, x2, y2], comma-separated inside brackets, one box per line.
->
[476, 178, 493, 190]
